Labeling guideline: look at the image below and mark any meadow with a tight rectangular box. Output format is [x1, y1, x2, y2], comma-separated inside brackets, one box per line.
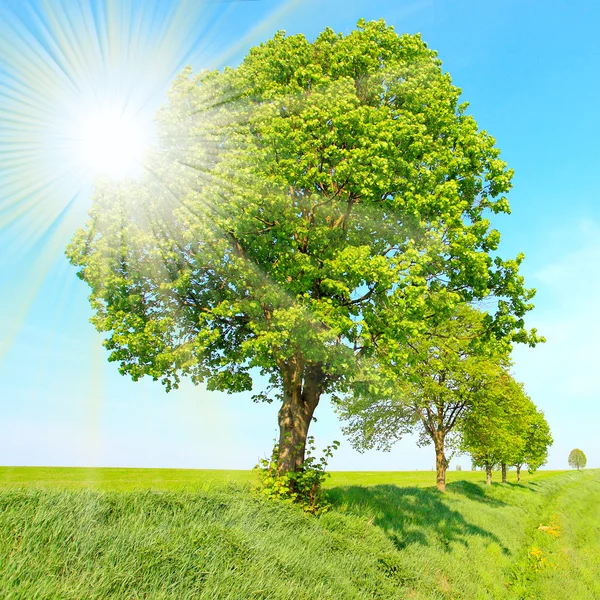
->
[0, 467, 598, 599]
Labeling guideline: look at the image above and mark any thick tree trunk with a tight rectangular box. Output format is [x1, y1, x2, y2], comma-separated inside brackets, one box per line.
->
[277, 359, 322, 475]
[433, 432, 447, 492]
[501, 463, 507, 483]
[486, 466, 492, 486]
[516, 465, 521, 482]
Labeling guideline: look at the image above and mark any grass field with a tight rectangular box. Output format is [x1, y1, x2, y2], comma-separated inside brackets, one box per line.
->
[0, 466, 562, 491]
[0, 467, 598, 599]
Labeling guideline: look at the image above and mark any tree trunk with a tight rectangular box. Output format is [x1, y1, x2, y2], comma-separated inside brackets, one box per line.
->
[516, 465, 521, 482]
[486, 466, 492, 486]
[433, 432, 447, 492]
[501, 463, 507, 483]
[277, 359, 322, 475]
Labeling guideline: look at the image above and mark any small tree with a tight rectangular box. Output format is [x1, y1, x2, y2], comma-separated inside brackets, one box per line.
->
[568, 448, 587, 471]
[460, 374, 530, 485]
[512, 406, 552, 481]
[491, 382, 539, 483]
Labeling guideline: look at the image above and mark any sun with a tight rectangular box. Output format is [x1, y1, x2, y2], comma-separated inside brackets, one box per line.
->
[71, 105, 154, 181]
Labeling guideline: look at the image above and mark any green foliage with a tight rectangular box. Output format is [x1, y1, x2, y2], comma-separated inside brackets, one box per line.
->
[67, 20, 539, 472]
[568, 448, 587, 470]
[460, 374, 533, 471]
[256, 437, 339, 514]
[336, 304, 519, 492]
[337, 305, 510, 453]
[512, 406, 553, 473]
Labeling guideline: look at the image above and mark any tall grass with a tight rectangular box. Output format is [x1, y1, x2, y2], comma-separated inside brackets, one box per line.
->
[0, 486, 407, 599]
[0, 469, 598, 599]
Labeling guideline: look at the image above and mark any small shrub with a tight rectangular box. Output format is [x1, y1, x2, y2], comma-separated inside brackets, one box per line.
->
[256, 437, 339, 515]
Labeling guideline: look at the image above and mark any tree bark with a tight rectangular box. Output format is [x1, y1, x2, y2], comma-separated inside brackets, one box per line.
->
[501, 463, 507, 483]
[433, 432, 447, 492]
[486, 465, 492, 486]
[277, 359, 322, 475]
[516, 465, 521, 482]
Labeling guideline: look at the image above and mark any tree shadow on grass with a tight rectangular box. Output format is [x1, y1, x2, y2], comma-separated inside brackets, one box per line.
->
[446, 480, 508, 506]
[505, 482, 530, 490]
[327, 484, 509, 554]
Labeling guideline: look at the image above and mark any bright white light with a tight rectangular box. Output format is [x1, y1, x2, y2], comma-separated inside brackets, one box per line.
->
[72, 106, 153, 180]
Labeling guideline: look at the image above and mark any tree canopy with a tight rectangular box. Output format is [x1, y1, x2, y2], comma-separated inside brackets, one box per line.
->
[67, 20, 539, 475]
[510, 405, 552, 480]
[337, 304, 512, 491]
[568, 448, 587, 471]
[459, 375, 535, 485]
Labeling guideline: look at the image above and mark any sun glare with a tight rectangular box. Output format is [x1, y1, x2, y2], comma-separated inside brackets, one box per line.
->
[72, 106, 153, 180]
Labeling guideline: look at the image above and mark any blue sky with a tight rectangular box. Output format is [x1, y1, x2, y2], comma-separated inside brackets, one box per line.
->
[0, 0, 598, 471]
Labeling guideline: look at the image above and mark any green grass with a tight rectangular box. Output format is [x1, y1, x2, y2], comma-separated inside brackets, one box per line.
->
[0, 466, 258, 491]
[0, 466, 561, 491]
[0, 467, 598, 599]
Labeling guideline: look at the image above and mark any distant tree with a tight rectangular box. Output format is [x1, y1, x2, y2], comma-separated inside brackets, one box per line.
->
[336, 305, 515, 492]
[67, 20, 539, 478]
[568, 448, 587, 471]
[511, 406, 552, 481]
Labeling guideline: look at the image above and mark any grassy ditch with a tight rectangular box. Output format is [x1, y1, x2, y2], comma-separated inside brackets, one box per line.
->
[0, 469, 597, 599]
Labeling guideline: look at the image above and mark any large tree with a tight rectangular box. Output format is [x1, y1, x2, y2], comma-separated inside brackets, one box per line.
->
[68, 20, 537, 476]
[337, 305, 512, 491]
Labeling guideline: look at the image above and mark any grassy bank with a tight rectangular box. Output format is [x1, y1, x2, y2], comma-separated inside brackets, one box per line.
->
[0, 469, 597, 599]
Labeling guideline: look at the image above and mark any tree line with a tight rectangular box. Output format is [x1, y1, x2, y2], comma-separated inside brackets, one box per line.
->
[67, 20, 551, 498]
[338, 304, 552, 490]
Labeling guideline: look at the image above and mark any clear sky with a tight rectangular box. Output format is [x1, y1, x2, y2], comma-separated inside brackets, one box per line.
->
[1, 0, 598, 471]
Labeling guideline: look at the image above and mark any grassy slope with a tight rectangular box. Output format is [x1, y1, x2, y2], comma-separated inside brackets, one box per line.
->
[0, 468, 597, 599]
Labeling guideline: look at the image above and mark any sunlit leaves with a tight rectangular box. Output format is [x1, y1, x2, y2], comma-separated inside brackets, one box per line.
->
[459, 376, 543, 470]
[68, 19, 538, 404]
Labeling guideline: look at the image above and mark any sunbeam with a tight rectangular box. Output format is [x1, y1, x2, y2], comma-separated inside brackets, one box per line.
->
[0, 0, 300, 369]
[0, 0, 285, 243]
